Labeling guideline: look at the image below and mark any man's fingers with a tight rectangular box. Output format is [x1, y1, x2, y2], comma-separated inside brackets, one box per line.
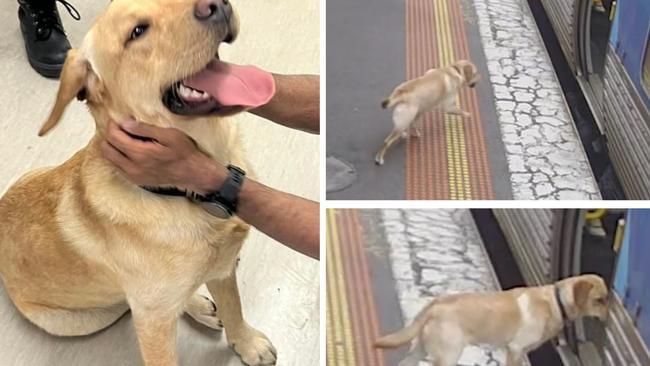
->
[106, 120, 164, 157]
[118, 118, 177, 146]
[100, 140, 134, 173]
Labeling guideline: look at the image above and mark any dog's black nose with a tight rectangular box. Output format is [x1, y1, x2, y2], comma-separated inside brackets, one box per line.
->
[195, 0, 232, 25]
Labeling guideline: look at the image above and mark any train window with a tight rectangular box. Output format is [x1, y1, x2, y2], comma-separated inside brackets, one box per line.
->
[644, 35, 650, 94]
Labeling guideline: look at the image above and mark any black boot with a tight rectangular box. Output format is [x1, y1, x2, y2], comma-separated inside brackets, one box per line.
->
[17, 0, 80, 78]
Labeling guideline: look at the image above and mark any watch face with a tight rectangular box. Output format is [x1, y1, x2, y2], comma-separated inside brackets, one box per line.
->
[199, 201, 231, 219]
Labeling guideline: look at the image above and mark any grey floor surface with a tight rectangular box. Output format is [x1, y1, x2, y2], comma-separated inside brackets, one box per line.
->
[0, 0, 320, 365]
[325, 0, 407, 200]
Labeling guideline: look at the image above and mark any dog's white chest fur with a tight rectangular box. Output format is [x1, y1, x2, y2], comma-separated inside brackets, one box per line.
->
[510, 293, 546, 352]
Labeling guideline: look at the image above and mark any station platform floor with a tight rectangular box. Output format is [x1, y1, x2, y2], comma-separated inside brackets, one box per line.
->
[0, 0, 320, 365]
[326, 209, 528, 366]
[326, 0, 600, 200]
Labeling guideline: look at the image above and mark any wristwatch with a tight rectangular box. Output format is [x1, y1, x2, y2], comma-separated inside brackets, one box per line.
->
[141, 164, 246, 219]
[192, 164, 246, 219]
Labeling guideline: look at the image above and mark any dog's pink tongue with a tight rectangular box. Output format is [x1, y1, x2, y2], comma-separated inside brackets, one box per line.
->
[184, 60, 275, 108]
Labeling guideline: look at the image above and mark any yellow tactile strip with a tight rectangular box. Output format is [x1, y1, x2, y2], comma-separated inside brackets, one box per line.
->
[405, 0, 493, 199]
[326, 209, 384, 366]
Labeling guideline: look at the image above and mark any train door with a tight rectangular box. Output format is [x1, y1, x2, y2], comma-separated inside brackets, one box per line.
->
[551, 209, 650, 366]
[609, 0, 650, 111]
[574, 0, 616, 124]
[611, 210, 650, 365]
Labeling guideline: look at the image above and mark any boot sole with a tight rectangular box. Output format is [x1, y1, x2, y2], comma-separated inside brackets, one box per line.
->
[27, 57, 64, 79]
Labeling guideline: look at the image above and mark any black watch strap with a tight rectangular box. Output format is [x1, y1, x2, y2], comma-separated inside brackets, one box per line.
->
[203, 165, 246, 214]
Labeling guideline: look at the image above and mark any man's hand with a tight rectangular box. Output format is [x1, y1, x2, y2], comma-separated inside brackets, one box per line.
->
[101, 119, 224, 193]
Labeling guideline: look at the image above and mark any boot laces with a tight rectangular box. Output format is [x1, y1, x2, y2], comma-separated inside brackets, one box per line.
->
[29, 0, 80, 41]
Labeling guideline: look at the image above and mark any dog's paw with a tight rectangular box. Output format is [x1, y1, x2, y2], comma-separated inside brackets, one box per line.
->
[229, 327, 277, 366]
[185, 295, 224, 331]
[374, 155, 384, 166]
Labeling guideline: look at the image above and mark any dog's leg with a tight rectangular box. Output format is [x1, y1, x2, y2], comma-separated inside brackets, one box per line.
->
[207, 272, 277, 366]
[424, 333, 463, 366]
[130, 300, 181, 366]
[375, 103, 419, 165]
[409, 126, 422, 138]
[398, 340, 426, 366]
[443, 105, 471, 119]
[409, 113, 423, 138]
[506, 348, 524, 366]
[184, 293, 224, 331]
[374, 130, 402, 165]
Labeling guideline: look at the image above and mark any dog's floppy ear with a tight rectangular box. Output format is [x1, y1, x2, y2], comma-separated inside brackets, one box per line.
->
[39, 48, 102, 136]
[573, 279, 594, 310]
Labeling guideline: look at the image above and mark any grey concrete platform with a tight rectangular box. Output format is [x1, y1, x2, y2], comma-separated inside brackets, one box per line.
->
[0, 0, 320, 365]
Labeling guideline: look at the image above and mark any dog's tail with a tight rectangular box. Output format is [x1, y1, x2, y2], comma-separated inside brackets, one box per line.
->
[381, 90, 404, 109]
[374, 305, 431, 349]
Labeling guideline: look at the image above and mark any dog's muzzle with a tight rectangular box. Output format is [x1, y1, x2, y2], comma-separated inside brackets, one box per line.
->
[194, 0, 235, 42]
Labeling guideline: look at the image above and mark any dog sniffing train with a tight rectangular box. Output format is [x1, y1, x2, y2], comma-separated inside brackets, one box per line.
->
[540, 0, 650, 198]
[495, 209, 650, 366]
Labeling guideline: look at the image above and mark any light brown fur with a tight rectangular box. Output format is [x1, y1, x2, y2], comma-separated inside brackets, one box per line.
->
[0, 1, 276, 365]
[374, 60, 481, 165]
[375, 274, 609, 366]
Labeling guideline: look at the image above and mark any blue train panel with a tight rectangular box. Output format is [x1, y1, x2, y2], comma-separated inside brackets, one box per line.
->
[609, 0, 650, 109]
[614, 209, 650, 350]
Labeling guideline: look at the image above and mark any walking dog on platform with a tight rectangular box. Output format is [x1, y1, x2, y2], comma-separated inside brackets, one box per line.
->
[375, 274, 609, 366]
[374, 60, 480, 166]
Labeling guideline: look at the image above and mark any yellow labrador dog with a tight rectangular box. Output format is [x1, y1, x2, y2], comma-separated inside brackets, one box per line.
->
[375, 275, 609, 366]
[0, 0, 278, 365]
[374, 60, 481, 165]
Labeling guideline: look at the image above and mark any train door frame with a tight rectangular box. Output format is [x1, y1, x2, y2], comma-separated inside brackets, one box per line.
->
[573, 0, 615, 130]
[549, 209, 587, 363]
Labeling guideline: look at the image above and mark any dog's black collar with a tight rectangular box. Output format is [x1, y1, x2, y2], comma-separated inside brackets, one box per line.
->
[141, 186, 189, 197]
[139, 164, 245, 219]
[555, 285, 570, 325]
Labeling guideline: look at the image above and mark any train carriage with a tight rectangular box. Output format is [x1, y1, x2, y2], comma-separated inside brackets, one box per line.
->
[541, 0, 650, 198]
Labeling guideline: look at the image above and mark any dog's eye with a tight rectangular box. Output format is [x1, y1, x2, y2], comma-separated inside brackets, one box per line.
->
[130, 24, 149, 41]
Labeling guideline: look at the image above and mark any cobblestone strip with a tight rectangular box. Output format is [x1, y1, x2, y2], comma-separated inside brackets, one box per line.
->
[470, 0, 600, 199]
[380, 209, 511, 366]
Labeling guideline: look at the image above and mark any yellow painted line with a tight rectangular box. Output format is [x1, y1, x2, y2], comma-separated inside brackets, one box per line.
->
[326, 293, 335, 365]
[437, 0, 471, 199]
[326, 210, 341, 366]
[327, 209, 356, 366]
[435, 0, 457, 199]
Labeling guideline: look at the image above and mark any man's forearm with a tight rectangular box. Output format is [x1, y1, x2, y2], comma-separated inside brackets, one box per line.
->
[237, 179, 319, 259]
[197, 161, 319, 260]
[250, 74, 320, 134]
